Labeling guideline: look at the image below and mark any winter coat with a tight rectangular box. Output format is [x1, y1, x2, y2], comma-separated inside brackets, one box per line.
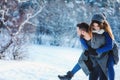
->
[78, 51, 93, 75]
[78, 31, 113, 77]
[112, 41, 119, 64]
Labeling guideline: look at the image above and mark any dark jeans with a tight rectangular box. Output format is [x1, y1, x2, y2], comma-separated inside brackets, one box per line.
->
[89, 65, 108, 80]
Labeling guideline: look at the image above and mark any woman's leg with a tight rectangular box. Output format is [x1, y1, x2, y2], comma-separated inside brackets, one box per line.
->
[108, 54, 115, 80]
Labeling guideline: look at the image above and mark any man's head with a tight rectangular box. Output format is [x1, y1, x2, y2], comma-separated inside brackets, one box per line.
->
[76, 22, 90, 38]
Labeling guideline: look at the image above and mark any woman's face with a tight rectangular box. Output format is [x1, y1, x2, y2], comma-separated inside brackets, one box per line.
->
[92, 22, 100, 31]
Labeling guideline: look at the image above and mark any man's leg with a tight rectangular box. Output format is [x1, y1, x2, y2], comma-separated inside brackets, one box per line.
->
[99, 65, 108, 80]
[89, 65, 99, 80]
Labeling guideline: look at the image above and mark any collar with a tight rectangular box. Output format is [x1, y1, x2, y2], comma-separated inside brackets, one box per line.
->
[92, 29, 105, 34]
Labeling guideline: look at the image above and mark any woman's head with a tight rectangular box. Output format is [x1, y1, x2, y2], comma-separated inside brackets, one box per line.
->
[90, 13, 114, 40]
[92, 14, 106, 23]
[90, 14, 106, 30]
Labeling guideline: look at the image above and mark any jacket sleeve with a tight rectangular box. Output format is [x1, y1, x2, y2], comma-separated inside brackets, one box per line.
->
[96, 32, 113, 54]
[80, 38, 88, 50]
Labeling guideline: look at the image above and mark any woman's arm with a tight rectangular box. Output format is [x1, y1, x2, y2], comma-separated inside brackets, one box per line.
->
[96, 32, 113, 54]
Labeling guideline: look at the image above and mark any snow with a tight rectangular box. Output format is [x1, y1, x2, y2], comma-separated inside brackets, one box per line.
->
[0, 44, 120, 80]
[66, 2, 74, 8]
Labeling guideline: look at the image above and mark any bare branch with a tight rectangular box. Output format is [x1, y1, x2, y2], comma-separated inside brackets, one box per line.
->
[18, 0, 29, 3]
[26, 21, 37, 26]
[0, 10, 5, 22]
[0, 0, 46, 59]
[15, 5, 46, 36]
[0, 40, 13, 56]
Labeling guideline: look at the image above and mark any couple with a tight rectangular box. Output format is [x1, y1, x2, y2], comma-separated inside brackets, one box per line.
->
[58, 14, 119, 80]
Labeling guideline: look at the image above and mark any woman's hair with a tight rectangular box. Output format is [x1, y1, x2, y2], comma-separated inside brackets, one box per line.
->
[89, 20, 114, 40]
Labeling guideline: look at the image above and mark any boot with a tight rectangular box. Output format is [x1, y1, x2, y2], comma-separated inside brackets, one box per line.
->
[58, 71, 73, 80]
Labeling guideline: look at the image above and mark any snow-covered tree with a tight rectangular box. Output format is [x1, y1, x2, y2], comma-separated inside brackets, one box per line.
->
[0, 0, 46, 59]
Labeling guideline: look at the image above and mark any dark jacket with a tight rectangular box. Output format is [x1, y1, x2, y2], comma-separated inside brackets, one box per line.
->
[78, 32, 112, 77]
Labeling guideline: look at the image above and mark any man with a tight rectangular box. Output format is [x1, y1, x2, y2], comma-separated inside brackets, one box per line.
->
[58, 22, 108, 80]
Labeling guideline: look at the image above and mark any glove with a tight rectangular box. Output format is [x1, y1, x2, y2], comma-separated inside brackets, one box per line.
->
[88, 46, 98, 56]
[84, 50, 89, 56]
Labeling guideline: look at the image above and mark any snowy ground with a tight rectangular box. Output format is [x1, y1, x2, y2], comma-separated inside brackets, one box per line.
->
[0, 44, 120, 80]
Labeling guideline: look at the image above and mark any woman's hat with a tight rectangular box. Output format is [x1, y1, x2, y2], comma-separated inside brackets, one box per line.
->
[92, 14, 106, 23]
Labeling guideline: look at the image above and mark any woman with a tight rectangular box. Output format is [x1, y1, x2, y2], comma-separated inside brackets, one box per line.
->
[89, 13, 115, 80]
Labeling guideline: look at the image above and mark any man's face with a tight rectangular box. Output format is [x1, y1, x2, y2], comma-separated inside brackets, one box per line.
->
[77, 27, 85, 38]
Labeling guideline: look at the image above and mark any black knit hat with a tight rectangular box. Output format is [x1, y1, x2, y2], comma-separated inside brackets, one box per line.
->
[92, 14, 106, 23]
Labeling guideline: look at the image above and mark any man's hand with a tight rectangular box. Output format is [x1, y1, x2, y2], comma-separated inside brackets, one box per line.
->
[88, 46, 98, 56]
[84, 50, 89, 56]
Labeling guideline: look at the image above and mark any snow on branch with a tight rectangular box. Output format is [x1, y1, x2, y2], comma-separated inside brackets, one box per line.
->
[15, 4, 46, 36]
[18, 0, 29, 3]
[0, 0, 46, 59]
[0, 10, 5, 22]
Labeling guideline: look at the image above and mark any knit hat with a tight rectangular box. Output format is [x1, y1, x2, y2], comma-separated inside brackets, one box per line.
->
[92, 14, 106, 23]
